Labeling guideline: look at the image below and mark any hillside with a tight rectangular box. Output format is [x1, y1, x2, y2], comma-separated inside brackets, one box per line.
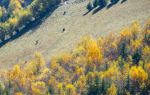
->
[0, 0, 150, 69]
[0, 13, 150, 95]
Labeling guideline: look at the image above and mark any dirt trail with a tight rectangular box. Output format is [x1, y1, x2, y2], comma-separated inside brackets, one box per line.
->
[0, 0, 150, 69]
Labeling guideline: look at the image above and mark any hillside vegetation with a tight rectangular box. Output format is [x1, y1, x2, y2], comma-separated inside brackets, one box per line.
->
[0, 20, 149, 95]
[0, 0, 60, 41]
[0, 0, 150, 69]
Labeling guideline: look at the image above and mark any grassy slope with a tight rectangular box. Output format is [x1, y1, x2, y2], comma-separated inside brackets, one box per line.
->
[0, 0, 150, 69]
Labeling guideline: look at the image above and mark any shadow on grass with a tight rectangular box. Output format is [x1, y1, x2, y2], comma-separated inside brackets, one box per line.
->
[107, 0, 120, 9]
[83, 5, 106, 16]
[0, 5, 59, 48]
[83, 10, 92, 16]
[92, 5, 106, 15]
[121, 0, 127, 4]
[83, 0, 127, 16]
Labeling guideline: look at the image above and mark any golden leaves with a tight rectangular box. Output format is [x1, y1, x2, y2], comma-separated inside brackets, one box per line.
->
[143, 46, 150, 56]
[9, 0, 23, 15]
[120, 21, 141, 41]
[78, 36, 103, 65]
[57, 83, 66, 95]
[102, 63, 119, 80]
[34, 52, 45, 67]
[120, 27, 132, 40]
[0, 7, 3, 17]
[130, 21, 141, 34]
[59, 53, 72, 64]
[0, 20, 150, 95]
[107, 83, 117, 95]
[76, 66, 84, 76]
[76, 75, 86, 91]
[14, 92, 24, 95]
[66, 84, 76, 95]
[130, 39, 142, 52]
[86, 38, 103, 63]
[129, 66, 148, 83]
[31, 81, 46, 95]
[8, 65, 22, 80]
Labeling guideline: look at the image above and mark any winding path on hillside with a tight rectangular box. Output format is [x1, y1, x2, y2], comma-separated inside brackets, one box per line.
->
[0, 0, 150, 69]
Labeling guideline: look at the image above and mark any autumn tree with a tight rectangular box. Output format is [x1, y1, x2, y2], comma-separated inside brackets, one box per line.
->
[57, 83, 65, 95]
[31, 81, 47, 95]
[129, 66, 148, 94]
[85, 72, 105, 95]
[66, 84, 76, 95]
[14, 92, 24, 95]
[106, 83, 117, 95]
[143, 19, 150, 45]
[0, 20, 150, 95]
[34, 52, 46, 74]
[0, 81, 5, 95]
[9, 0, 23, 16]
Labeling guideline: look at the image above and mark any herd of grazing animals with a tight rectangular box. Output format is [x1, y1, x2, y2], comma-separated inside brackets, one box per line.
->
[0, 0, 125, 42]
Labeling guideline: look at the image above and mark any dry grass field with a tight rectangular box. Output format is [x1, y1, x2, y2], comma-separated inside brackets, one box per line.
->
[0, 0, 150, 69]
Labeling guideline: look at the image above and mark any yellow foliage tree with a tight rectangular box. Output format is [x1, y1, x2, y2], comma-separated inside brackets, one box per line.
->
[75, 66, 84, 76]
[145, 63, 150, 77]
[129, 66, 148, 83]
[34, 52, 46, 74]
[86, 38, 103, 64]
[31, 81, 46, 95]
[130, 39, 142, 52]
[104, 63, 119, 81]
[59, 53, 72, 64]
[57, 83, 65, 95]
[142, 46, 150, 63]
[76, 75, 86, 93]
[9, 0, 23, 15]
[120, 27, 132, 41]
[0, 7, 3, 18]
[66, 84, 76, 95]
[8, 17, 18, 25]
[130, 21, 141, 38]
[14, 92, 24, 95]
[8, 65, 22, 80]
[107, 83, 117, 95]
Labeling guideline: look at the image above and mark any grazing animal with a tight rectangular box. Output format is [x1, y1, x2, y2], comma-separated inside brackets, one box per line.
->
[62, 28, 65, 33]
[63, 11, 66, 15]
[35, 40, 39, 45]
